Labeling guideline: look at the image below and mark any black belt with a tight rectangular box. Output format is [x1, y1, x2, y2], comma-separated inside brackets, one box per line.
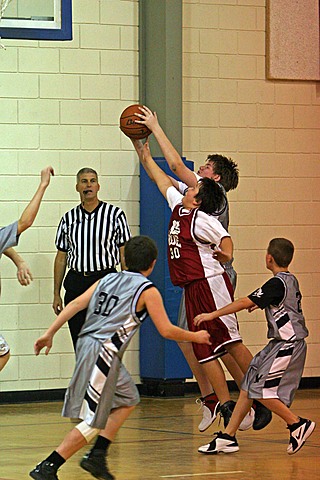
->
[71, 268, 116, 277]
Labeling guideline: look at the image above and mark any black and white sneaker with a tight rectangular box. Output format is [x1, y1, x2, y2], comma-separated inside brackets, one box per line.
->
[252, 400, 272, 430]
[287, 418, 316, 455]
[196, 393, 220, 432]
[198, 431, 239, 454]
[238, 407, 255, 431]
[80, 449, 115, 480]
[219, 400, 236, 428]
[29, 461, 59, 480]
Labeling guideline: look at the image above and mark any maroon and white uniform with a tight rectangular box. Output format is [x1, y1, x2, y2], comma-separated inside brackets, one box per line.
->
[166, 186, 242, 363]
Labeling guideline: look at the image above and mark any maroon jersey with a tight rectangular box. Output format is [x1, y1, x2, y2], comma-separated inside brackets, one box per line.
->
[167, 187, 229, 287]
[166, 187, 239, 363]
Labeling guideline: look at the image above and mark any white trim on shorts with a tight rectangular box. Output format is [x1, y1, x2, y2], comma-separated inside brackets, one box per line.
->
[242, 338, 306, 406]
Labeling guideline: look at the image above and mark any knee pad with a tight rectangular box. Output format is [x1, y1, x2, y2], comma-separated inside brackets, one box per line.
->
[0, 335, 10, 356]
[75, 421, 99, 442]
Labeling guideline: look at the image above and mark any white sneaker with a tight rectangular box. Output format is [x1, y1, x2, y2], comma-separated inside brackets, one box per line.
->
[287, 418, 316, 455]
[239, 407, 255, 431]
[198, 431, 239, 454]
[196, 393, 220, 432]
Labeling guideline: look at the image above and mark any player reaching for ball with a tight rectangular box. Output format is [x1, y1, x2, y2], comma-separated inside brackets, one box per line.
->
[194, 238, 316, 456]
[119, 104, 151, 140]
[133, 105, 272, 432]
[131, 135, 262, 436]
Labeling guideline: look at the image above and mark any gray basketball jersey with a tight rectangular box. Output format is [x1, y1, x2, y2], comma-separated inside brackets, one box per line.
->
[215, 183, 229, 231]
[0, 222, 19, 300]
[79, 270, 153, 346]
[63, 271, 152, 428]
[265, 272, 308, 341]
[0, 222, 18, 256]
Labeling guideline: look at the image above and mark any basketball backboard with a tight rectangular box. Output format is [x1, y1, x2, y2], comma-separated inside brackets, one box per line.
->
[0, 0, 72, 40]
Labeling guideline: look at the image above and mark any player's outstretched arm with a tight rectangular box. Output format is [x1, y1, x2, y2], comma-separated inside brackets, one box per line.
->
[143, 287, 211, 345]
[193, 297, 255, 327]
[18, 166, 54, 234]
[131, 138, 155, 183]
[3, 248, 33, 286]
[132, 138, 180, 190]
[135, 106, 198, 187]
[132, 138, 173, 198]
[34, 281, 98, 356]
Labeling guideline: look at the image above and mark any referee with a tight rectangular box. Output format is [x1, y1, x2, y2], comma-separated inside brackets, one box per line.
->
[53, 167, 131, 349]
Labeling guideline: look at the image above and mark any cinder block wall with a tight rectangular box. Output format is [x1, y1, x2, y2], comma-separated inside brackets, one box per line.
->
[0, 0, 319, 394]
[183, 0, 320, 379]
[0, 0, 141, 392]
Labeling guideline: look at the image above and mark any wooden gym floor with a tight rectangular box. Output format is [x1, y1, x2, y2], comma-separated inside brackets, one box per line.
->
[1, 389, 319, 480]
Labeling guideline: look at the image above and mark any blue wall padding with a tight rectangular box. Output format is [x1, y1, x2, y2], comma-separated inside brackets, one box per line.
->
[139, 158, 194, 380]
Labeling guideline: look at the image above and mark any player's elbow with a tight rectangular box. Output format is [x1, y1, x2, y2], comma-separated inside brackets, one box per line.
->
[221, 237, 233, 259]
[17, 218, 33, 234]
[158, 325, 174, 339]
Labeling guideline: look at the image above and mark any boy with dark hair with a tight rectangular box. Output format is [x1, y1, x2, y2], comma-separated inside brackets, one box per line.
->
[29, 236, 211, 480]
[203, 154, 239, 193]
[194, 238, 316, 455]
[192, 177, 226, 215]
[124, 234, 158, 271]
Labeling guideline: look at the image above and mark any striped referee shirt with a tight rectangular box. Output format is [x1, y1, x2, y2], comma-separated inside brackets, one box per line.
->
[55, 202, 131, 273]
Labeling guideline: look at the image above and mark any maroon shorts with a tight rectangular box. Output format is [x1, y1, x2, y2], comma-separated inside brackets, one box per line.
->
[184, 273, 242, 363]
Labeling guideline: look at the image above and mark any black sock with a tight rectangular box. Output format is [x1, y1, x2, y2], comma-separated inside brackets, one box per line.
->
[93, 435, 112, 453]
[45, 451, 66, 468]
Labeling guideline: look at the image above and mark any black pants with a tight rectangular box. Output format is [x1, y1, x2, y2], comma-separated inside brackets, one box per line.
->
[63, 268, 116, 350]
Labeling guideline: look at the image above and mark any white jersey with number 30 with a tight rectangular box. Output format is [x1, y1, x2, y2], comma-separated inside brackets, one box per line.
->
[166, 186, 230, 287]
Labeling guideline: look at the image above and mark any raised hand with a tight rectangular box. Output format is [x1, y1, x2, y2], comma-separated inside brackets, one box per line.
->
[40, 166, 55, 188]
[135, 105, 159, 132]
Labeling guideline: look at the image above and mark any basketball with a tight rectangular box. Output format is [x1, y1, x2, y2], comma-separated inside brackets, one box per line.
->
[120, 104, 151, 140]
